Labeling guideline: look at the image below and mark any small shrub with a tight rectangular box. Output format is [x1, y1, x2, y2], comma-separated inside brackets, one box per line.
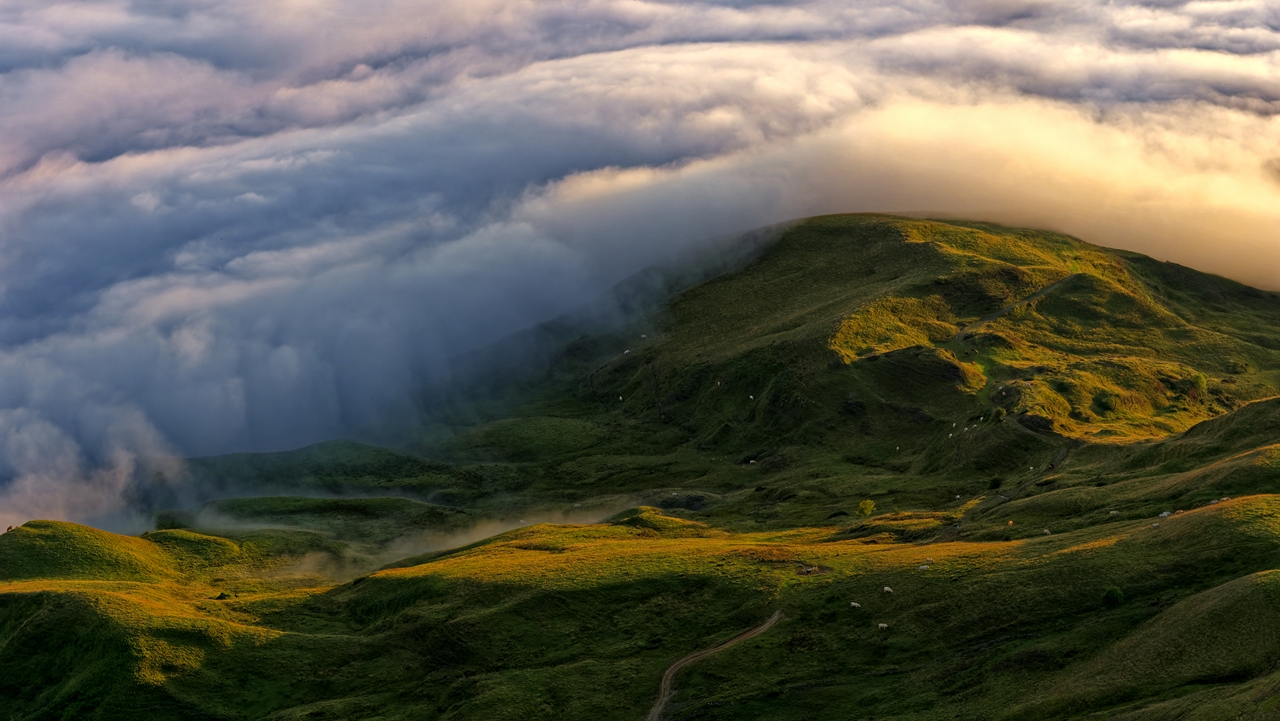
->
[857, 499, 876, 517]
[992, 407, 1006, 422]
[1102, 586, 1124, 607]
[1094, 391, 1119, 413]
[988, 477, 1004, 490]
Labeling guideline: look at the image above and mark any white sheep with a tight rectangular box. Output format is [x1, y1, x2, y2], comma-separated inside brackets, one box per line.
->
[850, 602, 861, 608]
[1109, 511, 1119, 516]
[1043, 529, 1051, 536]
[919, 565, 929, 571]
[1221, 497, 1232, 501]
[1159, 511, 1171, 518]
[883, 586, 893, 594]
[1151, 522, 1160, 528]
[878, 623, 888, 630]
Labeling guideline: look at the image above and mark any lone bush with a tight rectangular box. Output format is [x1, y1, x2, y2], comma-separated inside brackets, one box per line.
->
[857, 499, 876, 517]
[1094, 391, 1118, 413]
[1102, 586, 1124, 607]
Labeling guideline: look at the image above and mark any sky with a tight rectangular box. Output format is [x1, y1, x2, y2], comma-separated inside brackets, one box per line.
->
[0, 0, 1278, 525]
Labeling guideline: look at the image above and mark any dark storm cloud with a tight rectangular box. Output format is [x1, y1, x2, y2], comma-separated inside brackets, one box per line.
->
[0, 0, 1278, 525]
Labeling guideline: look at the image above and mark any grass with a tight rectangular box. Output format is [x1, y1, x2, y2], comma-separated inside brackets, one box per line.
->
[5, 214, 1280, 719]
[8, 499, 1280, 719]
[202, 496, 473, 548]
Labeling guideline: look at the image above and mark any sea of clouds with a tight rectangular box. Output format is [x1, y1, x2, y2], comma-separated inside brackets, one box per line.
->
[0, 0, 1278, 526]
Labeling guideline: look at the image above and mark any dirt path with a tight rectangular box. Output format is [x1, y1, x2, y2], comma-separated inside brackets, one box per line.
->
[645, 610, 784, 721]
[953, 273, 1080, 340]
[999, 414, 1058, 444]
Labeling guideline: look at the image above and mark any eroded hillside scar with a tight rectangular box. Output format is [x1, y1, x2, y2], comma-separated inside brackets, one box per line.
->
[647, 610, 784, 721]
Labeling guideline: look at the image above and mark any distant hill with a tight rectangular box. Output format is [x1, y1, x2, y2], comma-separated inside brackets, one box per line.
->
[5, 214, 1280, 720]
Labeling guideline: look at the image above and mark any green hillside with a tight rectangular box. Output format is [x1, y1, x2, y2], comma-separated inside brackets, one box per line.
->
[4, 214, 1280, 719]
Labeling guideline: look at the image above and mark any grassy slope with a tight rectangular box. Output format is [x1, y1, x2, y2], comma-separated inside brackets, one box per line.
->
[5, 214, 1280, 719]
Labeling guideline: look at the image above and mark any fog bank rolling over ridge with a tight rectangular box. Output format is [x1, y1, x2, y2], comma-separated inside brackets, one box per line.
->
[0, 0, 1278, 527]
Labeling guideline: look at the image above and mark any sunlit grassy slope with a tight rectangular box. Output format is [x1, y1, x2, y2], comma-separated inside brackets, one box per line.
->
[6, 214, 1280, 719]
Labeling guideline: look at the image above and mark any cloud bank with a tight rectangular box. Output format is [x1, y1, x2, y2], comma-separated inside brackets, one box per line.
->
[0, 0, 1278, 526]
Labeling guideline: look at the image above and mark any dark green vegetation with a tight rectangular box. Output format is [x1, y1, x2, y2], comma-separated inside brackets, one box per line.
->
[4, 214, 1280, 719]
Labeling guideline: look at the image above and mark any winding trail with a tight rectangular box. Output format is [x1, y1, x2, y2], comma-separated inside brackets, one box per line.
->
[646, 610, 784, 721]
[953, 273, 1080, 340]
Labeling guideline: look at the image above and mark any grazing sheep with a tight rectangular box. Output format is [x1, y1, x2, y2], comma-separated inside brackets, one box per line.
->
[1159, 511, 1172, 518]
[850, 602, 861, 608]
[1043, 529, 1051, 535]
[883, 586, 893, 593]
[1210, 500, 1219, 505]
[926, 558, 934, 563]
[1151, 523, 1160, 528]
[919, 565, 929, 571]
[878, 623, 889, 630]
[1109, 511, 1119, 515]
[1221, 497, 1232, 502]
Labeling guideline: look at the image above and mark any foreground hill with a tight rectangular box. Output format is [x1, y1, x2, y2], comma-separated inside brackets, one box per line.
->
[4, 214, 1280, 719]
